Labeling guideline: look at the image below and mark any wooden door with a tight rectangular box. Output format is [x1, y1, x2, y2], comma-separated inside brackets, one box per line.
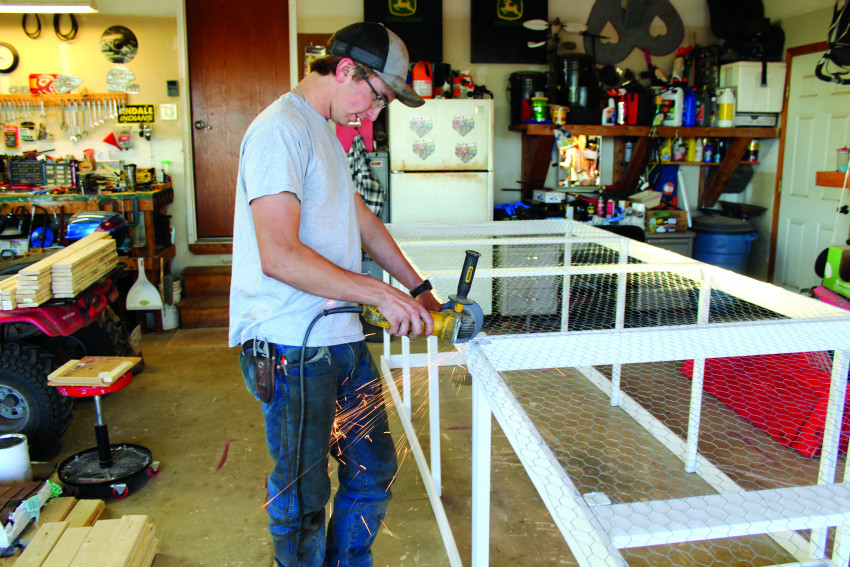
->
[772, 45, 850, 290]
[186, 0, 290, 238]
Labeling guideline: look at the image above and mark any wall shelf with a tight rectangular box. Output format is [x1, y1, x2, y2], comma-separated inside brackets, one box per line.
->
[509, 123, 778, 205]
[815, 171, 850, 188]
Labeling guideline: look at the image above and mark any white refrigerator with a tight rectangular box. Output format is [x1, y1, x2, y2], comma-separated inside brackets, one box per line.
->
[388, 98, 494, 313]
[388, 98, 494, 223]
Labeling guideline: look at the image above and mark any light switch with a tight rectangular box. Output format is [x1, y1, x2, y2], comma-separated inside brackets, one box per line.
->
[161, 104, 178, 121]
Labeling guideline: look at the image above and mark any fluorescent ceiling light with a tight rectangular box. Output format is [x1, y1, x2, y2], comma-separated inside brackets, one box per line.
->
[0, 0, 98, 13]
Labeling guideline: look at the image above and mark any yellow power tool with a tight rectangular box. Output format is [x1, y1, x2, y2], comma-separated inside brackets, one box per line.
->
[362, 250, 484, 344]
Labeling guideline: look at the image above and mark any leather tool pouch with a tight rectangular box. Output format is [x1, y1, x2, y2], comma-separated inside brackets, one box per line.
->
[252, 353, 275, 404]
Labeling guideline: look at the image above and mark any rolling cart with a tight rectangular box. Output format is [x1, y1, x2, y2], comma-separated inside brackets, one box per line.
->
[49, 356, 159, 498]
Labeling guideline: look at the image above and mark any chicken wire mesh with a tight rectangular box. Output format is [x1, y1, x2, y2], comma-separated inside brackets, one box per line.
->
[384, 219, 850, 567]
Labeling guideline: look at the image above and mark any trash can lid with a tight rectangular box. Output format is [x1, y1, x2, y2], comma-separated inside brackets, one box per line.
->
[692, 214, 756, 234]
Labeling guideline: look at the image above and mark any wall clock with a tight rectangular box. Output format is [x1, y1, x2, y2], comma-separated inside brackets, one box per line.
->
[0, 43, 19, 74]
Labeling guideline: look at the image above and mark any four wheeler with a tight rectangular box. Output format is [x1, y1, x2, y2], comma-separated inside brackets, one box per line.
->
[0, 271, 133, 455]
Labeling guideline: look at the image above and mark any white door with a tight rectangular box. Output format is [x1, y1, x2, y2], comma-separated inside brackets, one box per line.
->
[775, 51, 850, 291]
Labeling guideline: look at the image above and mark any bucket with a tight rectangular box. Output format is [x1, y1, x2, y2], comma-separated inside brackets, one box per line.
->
[412, 61, 433, 100]
[692, 215, 757, 274]
[162, 304, 180, 330]
[0, 434, 32, 482]
[508, 71, 547, 125]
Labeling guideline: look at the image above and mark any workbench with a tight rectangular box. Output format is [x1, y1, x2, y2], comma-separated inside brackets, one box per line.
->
[0, 184, 175, 272]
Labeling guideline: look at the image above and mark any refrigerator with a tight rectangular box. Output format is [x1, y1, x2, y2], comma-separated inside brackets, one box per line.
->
[388, 98, 494, 313]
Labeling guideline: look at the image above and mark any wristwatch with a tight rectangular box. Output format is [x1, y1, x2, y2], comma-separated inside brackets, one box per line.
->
[409, 279, 432, 298]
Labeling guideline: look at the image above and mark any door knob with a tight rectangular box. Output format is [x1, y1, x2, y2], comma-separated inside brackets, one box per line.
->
[194, 120, 212, 130]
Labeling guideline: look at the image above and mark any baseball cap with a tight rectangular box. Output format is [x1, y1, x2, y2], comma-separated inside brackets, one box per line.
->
[328, 22, 424, 108]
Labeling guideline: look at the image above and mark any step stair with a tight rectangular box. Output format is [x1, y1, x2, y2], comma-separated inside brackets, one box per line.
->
[177, 266, 230, 328]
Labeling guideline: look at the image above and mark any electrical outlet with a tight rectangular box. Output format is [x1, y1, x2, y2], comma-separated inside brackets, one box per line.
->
[160, 104, 178, 121]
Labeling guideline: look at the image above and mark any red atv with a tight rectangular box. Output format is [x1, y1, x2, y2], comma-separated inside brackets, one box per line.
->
[0, 267, 132, 454]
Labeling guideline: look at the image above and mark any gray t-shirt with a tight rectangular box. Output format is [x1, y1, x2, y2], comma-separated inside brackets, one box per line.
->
[228, 92, 363, 348]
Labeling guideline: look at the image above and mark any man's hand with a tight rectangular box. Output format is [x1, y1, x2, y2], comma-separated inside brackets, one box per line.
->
[375, 288, 434, 338]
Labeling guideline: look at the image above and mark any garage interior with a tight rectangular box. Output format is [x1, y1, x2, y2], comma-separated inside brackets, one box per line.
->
[2, 1, 850, 566]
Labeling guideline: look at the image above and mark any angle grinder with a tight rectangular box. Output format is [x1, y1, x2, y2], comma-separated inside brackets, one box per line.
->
[362, 249, 484, 344]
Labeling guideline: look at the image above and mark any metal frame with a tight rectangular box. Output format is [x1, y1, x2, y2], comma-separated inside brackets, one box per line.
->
[379, 220, 850, 566]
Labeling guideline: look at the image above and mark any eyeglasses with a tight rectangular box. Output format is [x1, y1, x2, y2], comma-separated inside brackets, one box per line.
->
[354, 63, 386, 109]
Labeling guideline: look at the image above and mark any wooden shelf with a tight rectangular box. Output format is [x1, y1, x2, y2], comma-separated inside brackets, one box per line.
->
[816, 171, 850, 187]
[648, 161, 761, 166]
[509, 123, 779, 139]
[510, 123, 778, 205]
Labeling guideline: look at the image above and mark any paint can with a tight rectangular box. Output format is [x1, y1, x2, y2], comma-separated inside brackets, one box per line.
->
[0, 434, 32, 482]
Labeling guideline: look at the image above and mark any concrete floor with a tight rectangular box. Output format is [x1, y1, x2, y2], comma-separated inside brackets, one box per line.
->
[2, 327, 837, 566]
[3, 329, 565, 567]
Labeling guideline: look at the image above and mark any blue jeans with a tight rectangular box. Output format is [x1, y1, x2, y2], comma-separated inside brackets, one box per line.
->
[240, 340, 398, 567]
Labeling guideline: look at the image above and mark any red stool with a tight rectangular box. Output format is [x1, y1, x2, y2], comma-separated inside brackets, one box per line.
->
[55, 370, 159, 498]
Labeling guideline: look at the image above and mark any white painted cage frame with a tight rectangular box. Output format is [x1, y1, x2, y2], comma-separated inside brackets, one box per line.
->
[378, 219, 850, 567]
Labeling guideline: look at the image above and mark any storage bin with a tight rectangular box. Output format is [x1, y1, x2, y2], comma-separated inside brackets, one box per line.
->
[692, 215, 757, 274]
[719, 61, 787, 113]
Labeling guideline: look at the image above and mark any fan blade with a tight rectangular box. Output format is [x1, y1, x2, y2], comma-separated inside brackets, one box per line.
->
[523, 19, 550, 31]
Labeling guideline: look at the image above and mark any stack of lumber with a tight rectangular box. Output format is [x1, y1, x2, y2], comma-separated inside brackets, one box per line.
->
[9, 232, 117, 309]
[0, 276, 17, 310]
[50, 237, 117, 299]
[47, 356, 142, 387]
[35, 497, 105, 528]
[13, 515, 156, 567]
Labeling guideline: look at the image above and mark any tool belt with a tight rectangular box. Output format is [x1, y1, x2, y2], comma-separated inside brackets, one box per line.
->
[242, 339, 275, 403]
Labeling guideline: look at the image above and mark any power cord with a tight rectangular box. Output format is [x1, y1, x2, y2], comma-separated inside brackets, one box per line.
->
[292, 305, 361, 552]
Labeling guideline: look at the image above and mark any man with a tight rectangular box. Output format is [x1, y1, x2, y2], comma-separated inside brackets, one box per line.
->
[229, 22, 442, 567]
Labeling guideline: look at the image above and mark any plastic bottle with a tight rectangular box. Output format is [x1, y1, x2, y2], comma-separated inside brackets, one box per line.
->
[602, 97, 615, 125]
[616, 93, 627, 125]
[660, 137, 673, 161]
[673, 138, 686, 161]
[624, 139, 634, 162]
[714, 138, 726, 163]
[652, 96, 664, 126]
[685, 137, 696, 162]
[717, 88, 735, 127]
[702, 138, 713, 163]
[412, 61, 433, 99]
[682, 89, 697, 127]
[694, 137, 703, 163]
[660, 88, 684, 127]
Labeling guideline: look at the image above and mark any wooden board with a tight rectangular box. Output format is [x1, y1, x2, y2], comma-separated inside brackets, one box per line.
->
[13, 521, 69, 567]
[67, 519, 119, 567]
[48, 357, 140, 387]
[38, 497, 78, 524]
[63, 499, 104, 528]
[18, 233, 108, 277]
[93, 515, 148, 567]
[18, 516, 156, 567]
[41, 527, 92, 567]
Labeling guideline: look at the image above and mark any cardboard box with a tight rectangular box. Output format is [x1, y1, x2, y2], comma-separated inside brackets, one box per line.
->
[823, 245, 850, 299]
[646, 210, 688, 233]
[532, 189, 564, 203]
[630, 189, 662, 208]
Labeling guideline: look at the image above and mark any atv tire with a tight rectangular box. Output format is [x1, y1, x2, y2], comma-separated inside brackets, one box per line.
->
[0, 343, 72, 451]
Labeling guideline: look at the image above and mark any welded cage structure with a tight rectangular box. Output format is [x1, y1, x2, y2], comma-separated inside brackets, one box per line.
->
[379, 219, 850, 567]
